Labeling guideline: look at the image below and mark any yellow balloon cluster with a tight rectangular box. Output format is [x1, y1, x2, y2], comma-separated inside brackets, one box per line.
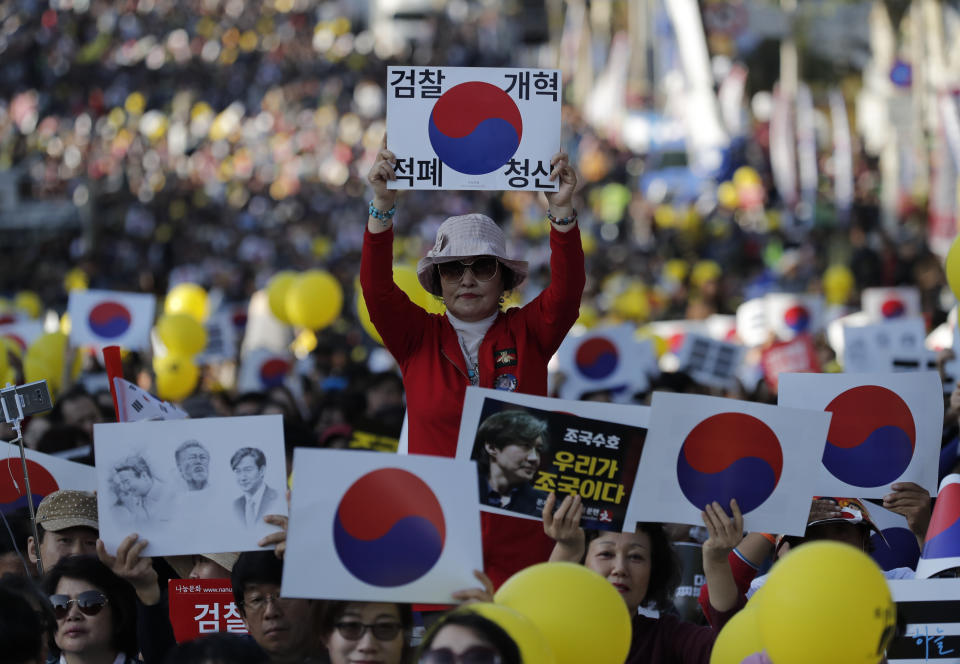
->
[153, 354, 200, 402]
[24, 332, 81, 395]
[156, 314, 207, 356]
[494, 562, 631, 664]
[164, 283, 209, 322]
[265, 270, 345, 331]
[457, 604, 555, 664]
[356, 265, 444, 344]
[714, 542, 894, 664]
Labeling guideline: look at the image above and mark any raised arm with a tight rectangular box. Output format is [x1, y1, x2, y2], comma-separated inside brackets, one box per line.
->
[543, 493, 586, 562]
[701, 499, 744, 613]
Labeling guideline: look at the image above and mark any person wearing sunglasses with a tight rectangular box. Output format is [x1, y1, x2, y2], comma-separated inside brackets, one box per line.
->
[42, 555, 139, 664]
[320, 601, 412, 664]
[416, 612, 520, 664]
[362, 141, 584, 588]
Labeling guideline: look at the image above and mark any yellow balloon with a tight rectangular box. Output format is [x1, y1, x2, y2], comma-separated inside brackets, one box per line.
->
[823, 264, 855, 305]
[945, 234, 960, 301]
[494, 562, 631, 664]
[156, 313, 207, 356]
[612, 284, 649, 321]
[165, 283, 209, 322]
[64, 268, 89, 293]
[0, 339, 9, 385]
[710, 608, 765, 664]
[15, 291, 42, 319]
[28, 332, 67, 365]
[691, 260, 722, 287]
[153, 354, 200, 402]
[267, 271, 298, 323]
[285, 270, 343, 330]
[733, 166, 762, 188]
[460, 604, 556, 664]
[24, 354, 56, 390]
[717, 182, 739, 209]
[756, 541, 895, 664]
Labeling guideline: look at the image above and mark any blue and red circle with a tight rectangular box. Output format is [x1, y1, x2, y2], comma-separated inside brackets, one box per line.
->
[88, 301, 132, 338]
[783, 305, 810, 333]
[922, 482, 960, 560]
[676, 412, 783, 513]
[823, 386, 915, 487]
[333, 468, 446, 587]
[1, 458, 58, 513]
[428, 82, 523, 175]
[880, 299, 905, 319]
[574, 337, 618, 380]
[259, 358, 291, 389]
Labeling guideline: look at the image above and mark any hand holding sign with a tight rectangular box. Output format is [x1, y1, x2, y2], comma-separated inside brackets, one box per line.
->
[96, 534, 159, 606]
[367, 135, 398, 214]
[542, 493, 585, 562]
[544, 152, 575, 218]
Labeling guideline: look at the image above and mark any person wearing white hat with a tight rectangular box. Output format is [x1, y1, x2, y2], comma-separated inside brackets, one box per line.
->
[361, 141, 584, 587]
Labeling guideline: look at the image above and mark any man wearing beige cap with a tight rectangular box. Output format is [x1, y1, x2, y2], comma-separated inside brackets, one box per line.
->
[26, 489, 99, 573]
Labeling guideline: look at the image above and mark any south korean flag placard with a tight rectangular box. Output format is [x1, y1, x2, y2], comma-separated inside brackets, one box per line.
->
[386, 66, 561, 191]
[862, 287, 922, 322]
[282, 449, 482, 603]
[778, 372, 943, 497]
[553, 324, 653, 401]
[68, 290, 156, 351]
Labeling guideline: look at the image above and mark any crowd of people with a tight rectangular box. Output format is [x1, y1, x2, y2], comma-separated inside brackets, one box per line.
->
[1, 1, 959, 663]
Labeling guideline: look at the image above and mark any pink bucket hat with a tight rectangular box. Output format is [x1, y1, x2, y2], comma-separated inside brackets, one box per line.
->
[416, 214, 529, 296]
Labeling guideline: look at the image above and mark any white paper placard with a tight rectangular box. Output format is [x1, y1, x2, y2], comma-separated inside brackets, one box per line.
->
[624, 392, 830, 536]
[888, 579, 960, 662]
[674, 332, 744, 390]
[386, 66, 561, 191]
[0, 320, 44, 352]
[778, 372, 942, 497]
[842, 318, 927, 374]
[0, 442, 96, 511]
[765, 293, 825, 341]
[862, 286, 922, 321]
[553, 324, 653, 401]
[735, 298, 769, 347]
[68, 289, 156, 351]
[282, 448, 482, 603]
[94, 415, 287, 556]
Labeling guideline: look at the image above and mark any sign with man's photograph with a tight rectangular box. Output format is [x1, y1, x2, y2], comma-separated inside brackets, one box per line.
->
[456, 387, 649, 531]
[386, 66, 561, 191]
[94, 415, 287, 556]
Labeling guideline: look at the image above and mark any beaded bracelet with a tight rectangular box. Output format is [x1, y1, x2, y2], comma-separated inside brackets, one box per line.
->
[369, 200, 397, 222]
[546, 208, 578, 226]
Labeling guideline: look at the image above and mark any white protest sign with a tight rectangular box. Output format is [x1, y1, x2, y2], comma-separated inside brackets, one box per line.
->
[456, 387, 649, 528]
[842, 318, 927, 374]
[0, 320, 43, 353]
[236, 348, 294, 393]
[674, 332, 744, 390]
[888, 579, 960, 662]
[778, 372, 942, 497]
[765, 293, 825, 341]
[736, 298, 769, 347]
[386, 66, 561, 191]
[862, 286, 922, 321]
[553, 324, 653, 401]
[94, 415, 287, 556]
[282, 448, 482, 603]
[68, 289, 156, 351]
[624, 392, 830, 536]
[0, 442, 96, 512]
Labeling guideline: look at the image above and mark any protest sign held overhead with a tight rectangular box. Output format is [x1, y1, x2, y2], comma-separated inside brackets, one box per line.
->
[553, 324, 654, 401]
[0, 442, 96, 513]
[765, 293, 825, 341]
[841, 318, 927, 374]
[386, 66, 561, 191]
[778, 372, 942, 497]
[456, 387, 648, 531]
[760, 334, 820, 392]
[674, 332, 744, 390]
[862, 286, 922, 322]
[68, 289, 156, 351]
[624, 392, 830, 536]
[236, 348, 294, 393]
[94, 415, 287, 557]
[282, 448, 482, 604]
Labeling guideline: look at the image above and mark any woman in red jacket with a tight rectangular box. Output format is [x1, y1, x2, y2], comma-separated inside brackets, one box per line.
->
[361, 143, 585, 587]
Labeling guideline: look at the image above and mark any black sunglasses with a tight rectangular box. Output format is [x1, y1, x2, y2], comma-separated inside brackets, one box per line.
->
[49, 590, 109, 620]
[334, 620, 403, 641]
[436, 257, 500, 283]
[420, 646, 502, 664]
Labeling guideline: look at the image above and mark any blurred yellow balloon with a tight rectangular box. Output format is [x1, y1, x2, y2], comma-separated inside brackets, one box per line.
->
[691, 260, 722, 288]
[64, 268, 89, 293]
[356, 266, 443, 344]
[2, 336, 23, 360]
[494, 562, 631, 664]
[24, 332, 74, 393]
[165, 283, 209, 322]
[945, 234, 960, 301]
[822, 264, 855, 305]
[267, 271, 298, 324]
[156, 314, 207, 356]
[612, 283, 650, 321]
[637, 327, 669, 357]
[153, 354, 200, 402]
[653, 204, 676, 228]
[460, 604, 556, 664]
[717, 182, 739, 209]
[663, 259, 689, 284]
[710, 608, 765, 664]
[576, 304, 599, 329]
[15, 291, 42, 319]
[756, 541, 895, 664]
[285, 270, 343, 330]
[733, 166, 762, 188]
[0, 339, 9, 385]
[60, 313, 71, 335]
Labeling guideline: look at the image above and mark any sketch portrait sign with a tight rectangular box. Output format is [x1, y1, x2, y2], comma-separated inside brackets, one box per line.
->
[94, 415, 287, 557]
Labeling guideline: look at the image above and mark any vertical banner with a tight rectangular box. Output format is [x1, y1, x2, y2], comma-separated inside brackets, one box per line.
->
[456, 388, 649, 531]
[829, 89, 854, 221]
[168, 579, 247, 643]
[769, 83, 798, 212]
[795, 83, 818, 226]
[386, 67, 561, 191]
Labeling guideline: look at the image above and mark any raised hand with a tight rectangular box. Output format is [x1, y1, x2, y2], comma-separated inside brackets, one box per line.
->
[367, 134, 397, 211]
[543, 492, 585, 562]
[97, 534, 160, 605]
[544, 151, 577, 216]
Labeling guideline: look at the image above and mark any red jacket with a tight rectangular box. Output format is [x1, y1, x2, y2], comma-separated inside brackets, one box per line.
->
[360, 225, 585, 586]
